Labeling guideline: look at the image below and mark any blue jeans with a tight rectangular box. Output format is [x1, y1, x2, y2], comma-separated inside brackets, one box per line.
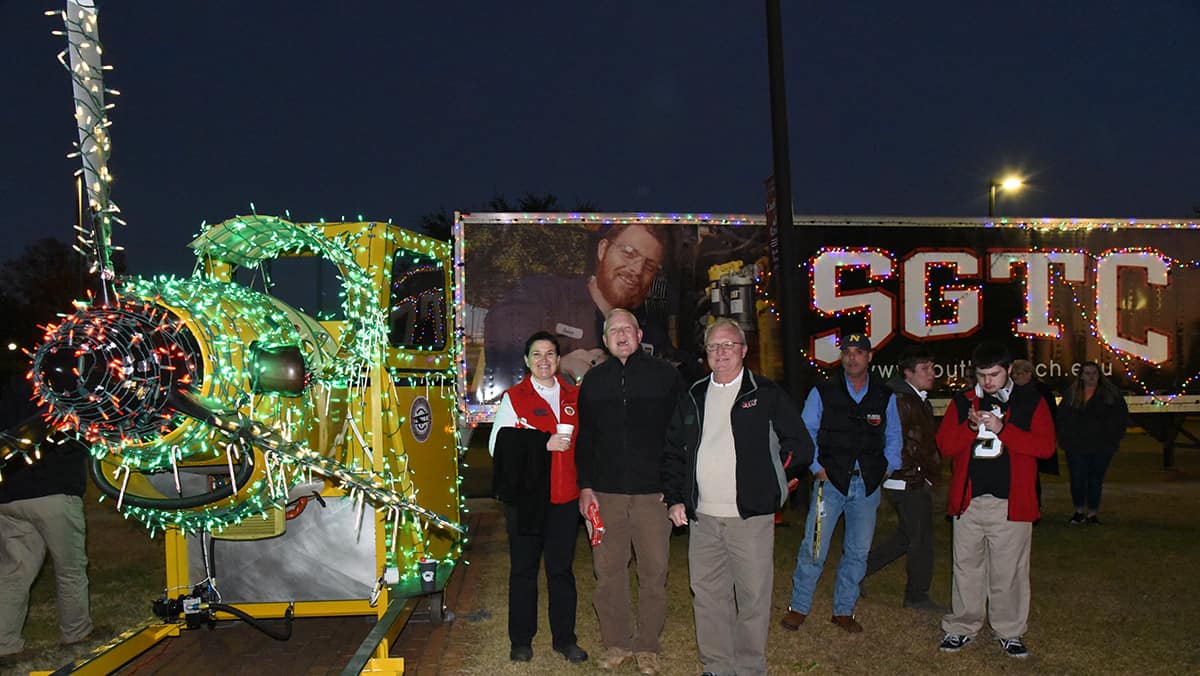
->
[789, 475, 881, 616]
[1065, 450, 1115, 513]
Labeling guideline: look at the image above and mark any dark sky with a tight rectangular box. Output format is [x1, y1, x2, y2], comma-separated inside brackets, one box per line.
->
[3, 2, 1197, 274]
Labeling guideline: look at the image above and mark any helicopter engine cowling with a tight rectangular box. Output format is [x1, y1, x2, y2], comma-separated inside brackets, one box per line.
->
[29, 276, 338, 533]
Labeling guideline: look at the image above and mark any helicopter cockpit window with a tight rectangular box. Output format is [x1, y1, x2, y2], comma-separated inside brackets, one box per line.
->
[389, 252, 447, 350]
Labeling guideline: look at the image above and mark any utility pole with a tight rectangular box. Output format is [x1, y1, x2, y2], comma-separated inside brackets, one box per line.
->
[765, 0, 806, 397]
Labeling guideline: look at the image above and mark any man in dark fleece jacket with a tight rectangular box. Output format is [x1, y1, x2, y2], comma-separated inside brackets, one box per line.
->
[576, 309, 684, 675]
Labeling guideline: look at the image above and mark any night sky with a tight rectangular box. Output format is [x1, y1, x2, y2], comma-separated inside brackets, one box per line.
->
[3, 2, 1197, 275]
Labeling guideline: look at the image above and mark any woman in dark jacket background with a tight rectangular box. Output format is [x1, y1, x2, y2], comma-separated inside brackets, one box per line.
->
[1056, 362, 1128, 525]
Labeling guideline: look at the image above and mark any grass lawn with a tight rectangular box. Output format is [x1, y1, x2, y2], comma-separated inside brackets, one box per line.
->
[8, 425, 1200, 675]
[4, 487, 164, 675]
[454, 426, 1200, 675]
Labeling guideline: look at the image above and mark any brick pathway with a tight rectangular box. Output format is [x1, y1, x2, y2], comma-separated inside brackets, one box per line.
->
[98, 499, 498, 675]
[391, 498, 501, 675]
[110, 616, 376, 675]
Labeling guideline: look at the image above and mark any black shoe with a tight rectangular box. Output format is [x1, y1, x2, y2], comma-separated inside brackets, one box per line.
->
[998, 636, 1029, 658]
[1087, 515, 1102, 525]
[554, 643, 588, 663]
[939, 633, 973, 653]
[510, 645, 533, 662]
[1068, 512, 1086, 525]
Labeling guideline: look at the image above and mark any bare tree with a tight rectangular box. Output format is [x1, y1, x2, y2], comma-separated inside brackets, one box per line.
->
[416, 193, 600, 241]
[0, 238, 91, 349]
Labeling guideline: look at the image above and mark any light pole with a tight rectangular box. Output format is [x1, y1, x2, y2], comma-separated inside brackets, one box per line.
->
[988, 176, 1024, 217]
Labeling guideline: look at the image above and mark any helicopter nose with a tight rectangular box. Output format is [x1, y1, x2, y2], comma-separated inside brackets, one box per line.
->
[38, 345, 85, 396]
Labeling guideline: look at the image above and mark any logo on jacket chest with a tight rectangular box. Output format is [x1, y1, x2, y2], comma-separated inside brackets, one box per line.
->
[740, 398, 758, 409]
[865, 413, 882, 426]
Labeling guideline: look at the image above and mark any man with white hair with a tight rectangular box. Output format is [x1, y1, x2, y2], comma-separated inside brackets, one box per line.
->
[663, 318, 811, 676]
[576, 309, 684, 675]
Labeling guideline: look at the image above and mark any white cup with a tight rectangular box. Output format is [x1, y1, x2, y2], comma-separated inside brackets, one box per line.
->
[556, 423, 575, 437]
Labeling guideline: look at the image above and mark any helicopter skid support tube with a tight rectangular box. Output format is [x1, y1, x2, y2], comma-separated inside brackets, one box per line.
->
[87, 450, 256, 511]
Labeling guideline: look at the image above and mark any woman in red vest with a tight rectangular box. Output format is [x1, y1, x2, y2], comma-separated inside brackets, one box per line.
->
[488, 331, 588, 663]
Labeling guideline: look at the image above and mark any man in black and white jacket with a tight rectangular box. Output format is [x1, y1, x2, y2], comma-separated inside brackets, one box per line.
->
[662, 318, 811, 676]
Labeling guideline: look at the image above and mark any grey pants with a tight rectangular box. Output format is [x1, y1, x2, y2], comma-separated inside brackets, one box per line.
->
[688, 512, 774, 676]
[0, 494, 92, 655]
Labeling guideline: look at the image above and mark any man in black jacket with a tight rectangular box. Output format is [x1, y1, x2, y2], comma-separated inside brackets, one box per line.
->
[663, 318, 811, 676]
[576, 309, 685, 675]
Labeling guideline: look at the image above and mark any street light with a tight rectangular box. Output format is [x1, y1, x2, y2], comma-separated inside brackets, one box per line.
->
[988, 176, 1024, 217]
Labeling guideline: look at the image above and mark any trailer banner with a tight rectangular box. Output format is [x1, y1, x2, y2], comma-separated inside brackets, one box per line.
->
[454, 214, 1200, 421]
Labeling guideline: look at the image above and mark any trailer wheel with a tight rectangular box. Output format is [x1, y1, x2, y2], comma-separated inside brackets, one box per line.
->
[428, 591, 446, 625]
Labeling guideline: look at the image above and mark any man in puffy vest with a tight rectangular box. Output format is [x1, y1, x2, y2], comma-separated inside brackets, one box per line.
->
[780, 333, 900, 634]
[935, 341, 1053, 659]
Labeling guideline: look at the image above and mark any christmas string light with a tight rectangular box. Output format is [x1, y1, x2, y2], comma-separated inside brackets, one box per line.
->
[22, 4, 469, 588]
[51, 3, 123, 282]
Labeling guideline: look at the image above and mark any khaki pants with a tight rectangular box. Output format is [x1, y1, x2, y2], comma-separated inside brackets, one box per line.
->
[591, 492, 672, 654]
[689, 512, 774, 676]
[942, 495, 1032, 640]
[0, 494, 92, 655]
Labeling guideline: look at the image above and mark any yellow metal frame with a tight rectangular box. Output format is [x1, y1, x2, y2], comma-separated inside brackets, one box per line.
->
[30, 624, 181, 676]
[91, 221, 459, 673]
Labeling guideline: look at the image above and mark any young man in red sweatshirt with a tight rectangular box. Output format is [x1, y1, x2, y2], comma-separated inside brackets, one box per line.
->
[935, 342, 1054, 659]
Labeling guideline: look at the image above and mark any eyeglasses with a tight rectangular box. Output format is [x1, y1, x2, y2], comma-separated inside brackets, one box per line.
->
[614, 243, 662, 275]
[705, 341, 744, 353]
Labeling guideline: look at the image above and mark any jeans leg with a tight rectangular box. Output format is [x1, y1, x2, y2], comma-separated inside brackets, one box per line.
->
[789, 480, 846, 614]
[1087, 453, 1115, 513]
[1065, 451, 1087, 511]
[832, 476, 879, 616]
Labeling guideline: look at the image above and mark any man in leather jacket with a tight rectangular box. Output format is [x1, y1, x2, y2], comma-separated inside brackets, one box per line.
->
[863, 347, 942, 610]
